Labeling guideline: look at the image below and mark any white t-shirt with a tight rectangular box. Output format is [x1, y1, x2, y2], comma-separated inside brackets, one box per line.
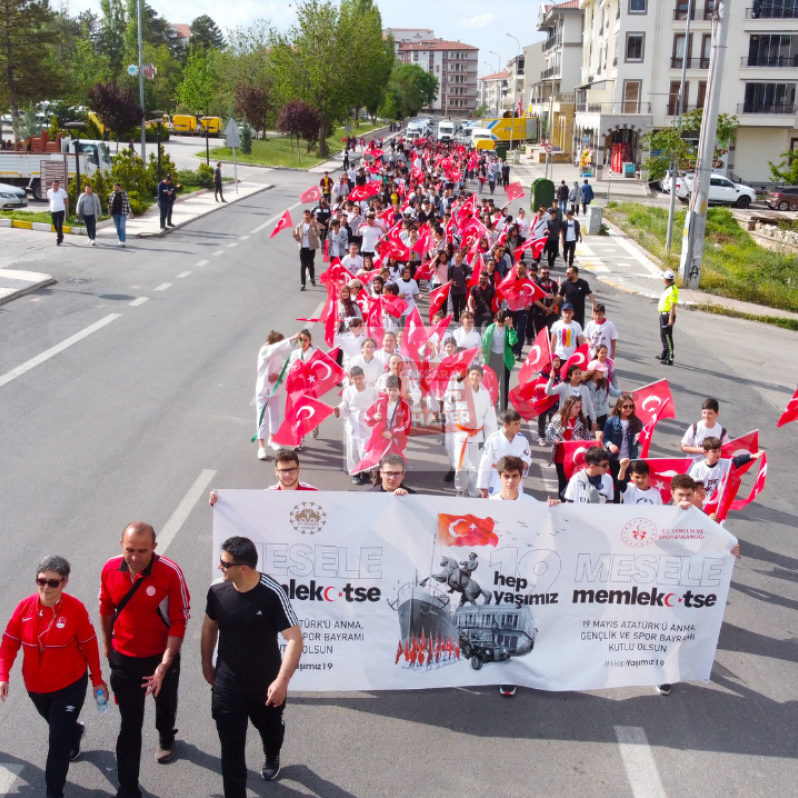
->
[517, 216, 530, 237]
[622, 485, 663, 505]
[342, 254, 364, 272]
[453, 327, 482, 352]
[688, 458, 733, 501]
[301, 223, 310, 247]
[490, 492, 538, 502]
[583, 319, 619, 355]
[550, 320, 583, 359]
[47, 187, 68, 213]
[681, 421, 729, 460]
[395, 278, 419, 311]
[564, 473, 614, 504]
[564, 219, 577, 242]
[360, 223, 383, 252]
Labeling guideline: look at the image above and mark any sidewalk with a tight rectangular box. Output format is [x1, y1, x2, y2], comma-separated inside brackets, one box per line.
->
[0, 180, 273, 306]
[575, 217, 798, 323]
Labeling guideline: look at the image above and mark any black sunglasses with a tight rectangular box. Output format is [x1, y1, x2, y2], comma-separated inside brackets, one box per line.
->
[36, 577, 64, 588]
[219, 559, 245, 569]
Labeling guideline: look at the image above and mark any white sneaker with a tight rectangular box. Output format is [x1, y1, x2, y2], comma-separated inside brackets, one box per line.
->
[268, 436, 280, 451]
[311, 427, 319, 439]
[91, 239, 96, 246]
[257, 446, 268, 460]
[117, 241, 124, 247]
[86, 237, 92, 244]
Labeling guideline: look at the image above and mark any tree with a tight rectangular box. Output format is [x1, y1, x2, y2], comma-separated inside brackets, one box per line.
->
[642, 109, 739, 182]
[394, 63, 438, 110]
[215, 21, 273, 119]
[98, 0, 126, 76]
[234, 83, 270, 138]
[769, 149, 798, 183]
[87, 81, 142, 146]
[0, 0, 62, 140]
[473, 104, 490, 119]
[277, 100, 321, 161]
[176, 47, 218, 114]
[269, 0, 356, 157]
[190, 15, 224, 50]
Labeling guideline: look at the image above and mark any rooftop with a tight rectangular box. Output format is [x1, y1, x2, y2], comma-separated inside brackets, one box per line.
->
[171, 23, 191, 40]
[397, 39, 478, 52]
[480, 70, 509, 81]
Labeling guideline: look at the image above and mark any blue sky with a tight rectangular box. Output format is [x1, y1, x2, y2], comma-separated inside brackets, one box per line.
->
[65, 0, 548, 77]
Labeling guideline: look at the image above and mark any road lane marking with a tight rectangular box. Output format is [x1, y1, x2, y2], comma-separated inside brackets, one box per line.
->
[0, 763, 23, 793]
[252, 200, 303, 234]
[154, 283, 172, 291]
[0, 314, 121, 390]
[129, 297, 149, 307]
[177, 271, 192, 278]
[212, 249, 224, 256]
[227, 242, 238, 248]
[157, 469, 217, 555]
[239, 235, 250, 241]
[615, 726, 668, 798]
[196, 259, 209, 267]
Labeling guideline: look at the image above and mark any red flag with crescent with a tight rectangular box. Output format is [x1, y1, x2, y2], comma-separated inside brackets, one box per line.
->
[428, 283, 451, 322]
[704, 454, 768, 520]
[721, 430, 759, 459]
[496, 278, 546, 312]
[518, 328, 552, 383]
[560, 343, 591, 378]
[482, 365, 499, 405]
[272, 394, 334, 446]
[513, 234, 548, 263]
[426, 348, 480, 400]
[505, 181, 525, 202]
[305, 349, 346, 399]
[777, 386, 798, 427]
[509, 376, 558, 421]
[437, 513, 499, 547]
[640, 458, 694, 503]
[299, 185, 321, 203]
[638, 397, 671, 458]
[631, 379, 676, 426]
[269, 209, 293, 239]
[561, 440, 604, 480]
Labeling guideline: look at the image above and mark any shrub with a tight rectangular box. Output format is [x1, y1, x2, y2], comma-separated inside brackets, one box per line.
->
[111, 148, 154, 199]
[196, 162, 215, 188]
[126, 190, 147, 216]
[241, 122, 252, 155]
[147, 145, 177, 186]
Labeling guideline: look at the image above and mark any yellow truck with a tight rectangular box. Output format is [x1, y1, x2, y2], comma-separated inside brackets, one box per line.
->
[172, 115, 222, 136]
[469, 117, 538, 143]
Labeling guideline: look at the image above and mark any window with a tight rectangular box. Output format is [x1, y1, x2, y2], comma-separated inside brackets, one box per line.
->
[629, 0, 647, 12]
[623, 80, 642, 112]
[668, 80, 688, 114]
[626, 33, 645, 61]
[672, 33, 692, 67]
[701, 34, 712, 67]
[697, 80, 707, 107]
[744, 82, 797, 112]
[749, 34, 797, 67]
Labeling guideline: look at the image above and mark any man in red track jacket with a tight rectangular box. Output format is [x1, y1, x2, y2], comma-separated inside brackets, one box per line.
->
[99, 522, 190, 798]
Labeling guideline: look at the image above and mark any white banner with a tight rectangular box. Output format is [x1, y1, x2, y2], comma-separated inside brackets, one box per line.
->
[212, 492, 736, 692]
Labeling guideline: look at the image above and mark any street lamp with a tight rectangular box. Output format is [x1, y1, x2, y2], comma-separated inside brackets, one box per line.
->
[506, 33, 523, 153]
[489, 51, 501, 75]
[150, 109, 165, 183]
[63, 121, 87, 205]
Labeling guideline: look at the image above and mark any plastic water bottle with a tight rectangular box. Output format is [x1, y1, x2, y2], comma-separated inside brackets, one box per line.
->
[96, 688, 109, 714]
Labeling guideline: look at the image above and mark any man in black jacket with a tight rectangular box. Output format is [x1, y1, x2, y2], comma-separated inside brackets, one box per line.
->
[545, 208, 562, 270]
[368, 454, 417, 495]
[157, 175, 176, 229]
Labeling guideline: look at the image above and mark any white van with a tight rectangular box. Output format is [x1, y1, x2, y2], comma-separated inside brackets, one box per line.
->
[437, 121, 455, 141]
[469, 127, 495, 148]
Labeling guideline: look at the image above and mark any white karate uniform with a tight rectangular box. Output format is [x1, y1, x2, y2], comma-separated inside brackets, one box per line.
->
[376, 371, 421, 406]
[338, 384, 378, 473]
[288, 345, 316, 366]
[447, 383, 498, 497]
[477, 431, 533, 496]
[255, 339, 295, 439]
[453, 327, 484, 363]
[334, 331, 366, 369]
[348, 354, 384, 387]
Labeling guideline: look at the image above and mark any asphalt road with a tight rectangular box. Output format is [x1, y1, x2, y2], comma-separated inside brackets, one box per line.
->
[0, 168, 796, 798]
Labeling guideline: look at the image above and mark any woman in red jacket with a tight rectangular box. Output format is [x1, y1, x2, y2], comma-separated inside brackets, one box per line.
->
[0, 555, 107, 798]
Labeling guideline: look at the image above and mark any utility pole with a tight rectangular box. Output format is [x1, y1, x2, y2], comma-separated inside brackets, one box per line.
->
[137, 0, 146, 162]
[666, 0, 693, 252]
[679, 0, 728, 288]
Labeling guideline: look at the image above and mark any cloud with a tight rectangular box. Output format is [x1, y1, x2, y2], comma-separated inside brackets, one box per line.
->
[456, 13, 495, 29]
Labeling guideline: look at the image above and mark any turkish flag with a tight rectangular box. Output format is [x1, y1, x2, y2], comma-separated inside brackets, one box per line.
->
[323, 238, 330, 263]
[285, 360, 313, 398]
[412, 228, 432, 254]
[513, 235, 548, 263]
[414, 259, 435, 282]
[721, 430, 759, 459]
[705, 455, 768, 520]
[561, 440, 604, 480]
[437, 513, 499, 547]
[560, 343, 591, 378]
[518, 328, 552, 383]
[428, 314, 453, 344]
[381, 294, 409, 318]
[349, 185, 368, 201]
[497, 278, 546, 312]
[272, 394, 334, 446]
[269, 209, 293, 239]
[323, 295, 339, 347]
[632, 379, 676, 426]
[509, 377, 558, 421]
[427, 347, 480, 400]
[428, 283, 451, 322]
[319, 259, 354, 287]
[482, 365, 499, 405]
[299, 185, 321, 203]
[639, 397, 672, 458]
[777, 387, 798, 427]
[305, 349, 346, 398]
[389, 241, 411, 261]
[729, 453, 768, 513]
[641, 458, 694, 503]
[505, 181, 525, 202]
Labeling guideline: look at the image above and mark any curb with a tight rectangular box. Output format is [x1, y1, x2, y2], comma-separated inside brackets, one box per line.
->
[0, 218, 87, 236]
[0, 274, 56, 307]
[135, 183, 274, 238]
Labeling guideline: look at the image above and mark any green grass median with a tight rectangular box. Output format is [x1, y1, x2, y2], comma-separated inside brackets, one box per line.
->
[604, 202, 798, 314]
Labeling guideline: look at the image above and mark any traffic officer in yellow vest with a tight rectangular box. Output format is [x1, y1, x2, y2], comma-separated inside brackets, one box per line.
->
[656, 269, 679, 366]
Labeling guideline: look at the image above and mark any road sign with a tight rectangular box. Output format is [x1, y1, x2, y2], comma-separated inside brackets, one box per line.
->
[225, 118, 241, 148]
[40, 158, 67, 186]
[582, 135, 589, 144]
[545, 144, 553, 154]
[344, 123, 351, 134]
[142, 63, 157, 80]
[127, 65, 139, 76]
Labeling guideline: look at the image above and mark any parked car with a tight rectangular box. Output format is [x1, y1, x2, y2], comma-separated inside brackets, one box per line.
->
[0, 182, 28, 209]
[675, 172, 756, 208]
[766, 186, 798, 211]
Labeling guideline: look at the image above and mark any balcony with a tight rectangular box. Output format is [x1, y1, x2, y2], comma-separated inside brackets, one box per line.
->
[543, 36, 558, 52]
[576, 102, 652, 113]
[670, 57, 710, 68]
[673, 6, 717, 19]
[737, 102, 797, 113]
[541, 65, 561, 79]
[666, 102, 698, 115]
[745, 6, 798, 17]
[741, 55, 798, 67]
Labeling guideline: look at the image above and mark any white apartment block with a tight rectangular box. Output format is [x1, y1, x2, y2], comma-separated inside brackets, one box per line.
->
[572, 0, 798, 180]
[386, 29, 480, 113]
[478, 70, 509, 115]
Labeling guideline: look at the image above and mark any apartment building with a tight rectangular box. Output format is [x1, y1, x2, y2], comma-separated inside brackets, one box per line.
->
[388, 29, 480, 114]
[573, 0, 798, 180]
[478, 71, 509, 115]
[528, 1, 584, 153]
